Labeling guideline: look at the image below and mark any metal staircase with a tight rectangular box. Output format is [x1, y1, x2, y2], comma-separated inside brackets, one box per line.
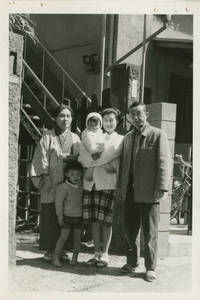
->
[21, 35, 92, 143]
[17, 35, 93, 229]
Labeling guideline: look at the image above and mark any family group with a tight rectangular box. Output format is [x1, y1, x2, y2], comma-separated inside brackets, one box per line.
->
[30, 101, 171, 282]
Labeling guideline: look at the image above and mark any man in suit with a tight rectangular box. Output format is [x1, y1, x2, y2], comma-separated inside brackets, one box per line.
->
[119, 101, 171, 282]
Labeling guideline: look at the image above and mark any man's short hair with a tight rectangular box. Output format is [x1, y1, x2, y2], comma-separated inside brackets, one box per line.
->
[128, 101, 146, 112]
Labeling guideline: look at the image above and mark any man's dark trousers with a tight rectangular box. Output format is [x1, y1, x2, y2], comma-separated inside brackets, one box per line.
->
[124, 184, 160, 271]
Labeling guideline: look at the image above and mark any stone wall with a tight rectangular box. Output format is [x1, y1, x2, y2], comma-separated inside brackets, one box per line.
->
[9, 32, 24, 265]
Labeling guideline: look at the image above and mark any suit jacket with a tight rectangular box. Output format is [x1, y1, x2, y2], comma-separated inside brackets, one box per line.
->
[119, 122, 171, 203]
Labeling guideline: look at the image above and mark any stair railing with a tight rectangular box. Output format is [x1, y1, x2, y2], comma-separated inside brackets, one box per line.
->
[22, 59, 82, 137]
[23, 59, 59, 107]
[25, 36, 92, 106]
[21, 106, 42, 142]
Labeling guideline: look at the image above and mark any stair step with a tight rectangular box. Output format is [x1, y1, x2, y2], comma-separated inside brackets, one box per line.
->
[30, 115, 40, 120]
[22, 103, 31, 108]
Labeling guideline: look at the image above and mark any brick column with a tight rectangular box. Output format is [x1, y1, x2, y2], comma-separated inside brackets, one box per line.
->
[9, 32, 24, 265]
[146, 102, 176, 256]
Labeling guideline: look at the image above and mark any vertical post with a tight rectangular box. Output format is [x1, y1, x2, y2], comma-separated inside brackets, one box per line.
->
[23, 34, 27, 60]
[22, 35, 27, 81]
[99, 14, 107, 106]
[62, 73, 65, 102]
[139, 14, 147, 104]
[105, 15, 114, 89]
[25, 145, 30, 222]
[42, 49, 45, 83]
[42, 94, 47, 131]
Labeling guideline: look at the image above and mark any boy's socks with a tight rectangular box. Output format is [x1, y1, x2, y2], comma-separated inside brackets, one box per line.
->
[52, 253, 62, 267]
[94, 251, 101, 259]
[70, 253, 79, 266]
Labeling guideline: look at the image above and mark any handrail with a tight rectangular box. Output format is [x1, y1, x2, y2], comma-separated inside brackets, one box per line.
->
[36, 38, 92, 103]
[23, 59, 59, 107]
[21, 107, 42, 137]
[106, 23, 169, 73]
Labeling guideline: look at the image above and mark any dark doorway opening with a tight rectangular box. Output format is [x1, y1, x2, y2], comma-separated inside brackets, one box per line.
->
[168, 73, 192, 144]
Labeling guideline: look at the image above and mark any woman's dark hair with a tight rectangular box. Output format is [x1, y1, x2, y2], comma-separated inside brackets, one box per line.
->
[64, 160, 83, 173]
[101, 107, 121, 123]
[53, 104, 74, 118]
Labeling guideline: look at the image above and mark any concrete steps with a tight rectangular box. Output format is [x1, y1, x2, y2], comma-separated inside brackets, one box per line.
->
[167, 224, 192, 256]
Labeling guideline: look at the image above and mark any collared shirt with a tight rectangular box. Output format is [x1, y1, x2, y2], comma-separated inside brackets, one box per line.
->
[131, 122, 148, 177]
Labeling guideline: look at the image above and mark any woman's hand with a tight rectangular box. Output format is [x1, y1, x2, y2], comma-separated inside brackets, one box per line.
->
[61, 153, 77, 161]
[61, 153, 74, 161]
[40, 174, 52, 192]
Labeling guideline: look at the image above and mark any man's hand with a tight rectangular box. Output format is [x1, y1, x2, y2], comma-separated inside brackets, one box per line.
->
[154, 189, 165, 201]
[58, 216, 64, 227]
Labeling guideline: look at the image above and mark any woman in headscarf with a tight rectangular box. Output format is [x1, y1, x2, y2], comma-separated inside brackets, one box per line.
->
[30, 104, 80, 261]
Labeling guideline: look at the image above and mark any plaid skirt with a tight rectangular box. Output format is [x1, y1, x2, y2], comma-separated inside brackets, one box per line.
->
[83, 187, 116, 225]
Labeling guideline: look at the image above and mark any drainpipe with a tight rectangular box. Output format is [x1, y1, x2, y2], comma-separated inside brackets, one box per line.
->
[99, 14, 107, 106]
[105, 15, 114, 89]
[139, 14, 147, 104]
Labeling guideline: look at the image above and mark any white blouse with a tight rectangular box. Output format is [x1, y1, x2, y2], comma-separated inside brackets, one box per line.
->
[79, 132, 124, 191]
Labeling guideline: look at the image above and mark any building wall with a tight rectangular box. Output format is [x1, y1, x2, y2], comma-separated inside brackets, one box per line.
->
[9, 32, 24, 265]
[31, 14, 103, 100]
[115, 14, 193, 103]
[116, 14, 193, 65]
[145, 44, 193, 103]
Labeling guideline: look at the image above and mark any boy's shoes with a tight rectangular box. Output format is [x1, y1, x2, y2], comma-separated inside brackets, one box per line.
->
[43, 252, 52, 262]
[121, 264, 137, 274]
[86, 256, 99, 266]
[82, 239, 94, 248]
[60, 253, 70, 263]
[146, 270, 157, 282]
[52, 253, 62, 268]
[96, 253, 109, 268]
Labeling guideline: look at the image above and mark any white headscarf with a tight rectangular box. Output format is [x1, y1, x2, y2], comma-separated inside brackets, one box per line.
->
[85, 112, 102, 128]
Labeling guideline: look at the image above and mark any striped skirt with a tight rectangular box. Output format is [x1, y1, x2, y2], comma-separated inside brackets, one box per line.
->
[83, 187, 116, 225]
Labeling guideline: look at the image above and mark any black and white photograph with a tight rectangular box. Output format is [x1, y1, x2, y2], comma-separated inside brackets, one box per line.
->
[1, 0, 199, 296]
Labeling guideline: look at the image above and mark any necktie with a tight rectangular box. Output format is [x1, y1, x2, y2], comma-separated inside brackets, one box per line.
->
[131, 130, 141, 183]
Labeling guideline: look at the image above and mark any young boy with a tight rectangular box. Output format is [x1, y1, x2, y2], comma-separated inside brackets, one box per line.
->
[52, 160, 83, 267]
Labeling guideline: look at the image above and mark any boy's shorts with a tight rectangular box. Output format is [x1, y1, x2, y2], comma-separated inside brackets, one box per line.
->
[63, 216, 83, 229]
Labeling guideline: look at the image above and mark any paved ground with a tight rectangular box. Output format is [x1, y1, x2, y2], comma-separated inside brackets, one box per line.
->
[9, 230, 192, 292]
